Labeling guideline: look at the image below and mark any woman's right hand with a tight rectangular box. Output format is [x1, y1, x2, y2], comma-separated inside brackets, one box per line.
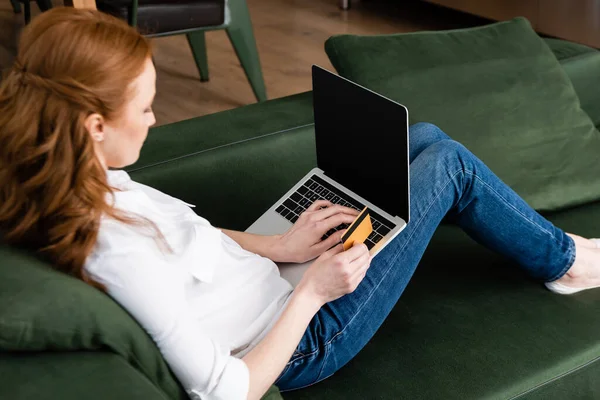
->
[297, 242, 372, 306]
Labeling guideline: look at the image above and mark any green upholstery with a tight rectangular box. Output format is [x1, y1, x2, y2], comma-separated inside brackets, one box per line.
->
[0, 245, 186, 399]
[1, 37, 600, 399]
[283, 200, 600, 399]
[324, 17, 600, 213]
[545, 39, 600, 128]
[1, 352, 176, 400]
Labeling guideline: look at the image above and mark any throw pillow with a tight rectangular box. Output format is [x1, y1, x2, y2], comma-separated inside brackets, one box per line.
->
[325, 17, 600, 212]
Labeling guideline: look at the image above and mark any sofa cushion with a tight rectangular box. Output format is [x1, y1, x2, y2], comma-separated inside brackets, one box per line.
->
[324, 17, 600, 212]
[545, 38, 600, 128]
[0, 246, 188, 399]
[0, 245, 285, 400]
[283, 199, 600, 400]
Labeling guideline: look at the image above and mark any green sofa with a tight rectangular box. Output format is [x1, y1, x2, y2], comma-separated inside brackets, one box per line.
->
[2, 37, 600, 400]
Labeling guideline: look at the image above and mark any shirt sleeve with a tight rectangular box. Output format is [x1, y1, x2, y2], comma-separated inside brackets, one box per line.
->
[90, 250, 250, 400]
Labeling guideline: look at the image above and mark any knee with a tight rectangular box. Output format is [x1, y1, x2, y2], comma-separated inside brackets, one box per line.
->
[409, 122, 449, 141]
[426, 139, 472, 166]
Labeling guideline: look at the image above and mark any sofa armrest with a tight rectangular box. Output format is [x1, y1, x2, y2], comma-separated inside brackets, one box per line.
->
[0, 351, 181, 400]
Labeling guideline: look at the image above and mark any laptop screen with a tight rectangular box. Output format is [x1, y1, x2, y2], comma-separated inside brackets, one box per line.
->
[312, 65, 409, 222]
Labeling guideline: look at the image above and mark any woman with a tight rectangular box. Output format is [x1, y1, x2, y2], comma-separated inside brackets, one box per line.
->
[1, 7, 599, 400]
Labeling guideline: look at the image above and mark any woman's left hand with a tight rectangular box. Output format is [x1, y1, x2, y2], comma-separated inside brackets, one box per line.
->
[271, 200, 360, 263]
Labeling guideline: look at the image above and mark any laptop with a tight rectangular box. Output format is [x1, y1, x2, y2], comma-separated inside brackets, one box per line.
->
[245, 65, 410, 287]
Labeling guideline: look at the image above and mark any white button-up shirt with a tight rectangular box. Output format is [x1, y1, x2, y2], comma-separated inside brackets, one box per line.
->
[84, 170, 294, 400]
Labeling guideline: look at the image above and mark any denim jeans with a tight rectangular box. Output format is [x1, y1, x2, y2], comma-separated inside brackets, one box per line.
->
[274, 122, 575, 391]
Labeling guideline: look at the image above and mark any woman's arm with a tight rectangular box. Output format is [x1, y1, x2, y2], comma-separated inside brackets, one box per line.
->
[220, 229, 284, 261]
[220, 201, 360, 263]
[242, 283, 321, 400]
[242, 243, 371, 399]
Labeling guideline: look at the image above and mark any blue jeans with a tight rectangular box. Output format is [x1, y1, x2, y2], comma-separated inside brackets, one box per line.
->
[274, 122, 575, 391]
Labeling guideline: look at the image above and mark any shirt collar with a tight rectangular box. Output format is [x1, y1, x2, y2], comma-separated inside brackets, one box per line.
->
[106, 169, 132, 189]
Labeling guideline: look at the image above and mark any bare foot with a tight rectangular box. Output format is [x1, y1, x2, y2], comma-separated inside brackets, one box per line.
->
[553, 238, 600, 289]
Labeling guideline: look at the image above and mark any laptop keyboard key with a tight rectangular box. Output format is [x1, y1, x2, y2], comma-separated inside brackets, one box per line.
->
[377, 224, 391, 236]
[283, 199, 296, 210]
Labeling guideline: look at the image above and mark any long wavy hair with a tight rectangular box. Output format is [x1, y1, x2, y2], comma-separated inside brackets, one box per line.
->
[0, 7, 155, 290]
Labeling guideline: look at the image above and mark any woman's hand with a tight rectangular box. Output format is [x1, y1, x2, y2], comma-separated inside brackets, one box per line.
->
[297, 242, 372, 305]
[272, 200, 360, 263]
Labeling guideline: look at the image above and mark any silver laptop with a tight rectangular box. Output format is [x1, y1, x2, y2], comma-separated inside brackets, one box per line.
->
[246, 65, 410, 287]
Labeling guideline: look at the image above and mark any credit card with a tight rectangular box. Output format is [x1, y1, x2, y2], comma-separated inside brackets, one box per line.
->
[341, 206, 373, 250]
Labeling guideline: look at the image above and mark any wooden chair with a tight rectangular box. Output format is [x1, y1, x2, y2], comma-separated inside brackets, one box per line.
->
[94, 0, 267, 102]
[11, 0, 53, 24]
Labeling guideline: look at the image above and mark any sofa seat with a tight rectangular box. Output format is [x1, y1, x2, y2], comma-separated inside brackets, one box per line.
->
[282, 199, 600, 399]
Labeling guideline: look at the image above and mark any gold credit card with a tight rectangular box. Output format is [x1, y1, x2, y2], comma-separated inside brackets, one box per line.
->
[341, 206, 373, 250]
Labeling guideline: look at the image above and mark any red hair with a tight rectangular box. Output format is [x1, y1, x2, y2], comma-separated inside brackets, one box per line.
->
[0, 7, 154, 290]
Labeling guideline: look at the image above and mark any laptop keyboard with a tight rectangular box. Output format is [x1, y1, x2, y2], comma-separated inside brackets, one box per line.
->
[275, 175, 396, 250]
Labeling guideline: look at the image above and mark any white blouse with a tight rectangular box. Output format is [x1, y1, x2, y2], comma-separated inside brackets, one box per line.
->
[84, 170, 294, 400]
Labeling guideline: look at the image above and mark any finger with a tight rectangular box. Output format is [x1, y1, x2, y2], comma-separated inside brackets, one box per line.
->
[302, 213, 357, 252]
[344, 242, 370, 262]
[351, 270, 368, 291]
[348, 254, 371, 284]
[318, 213, 358, 233]
[312, 230, 347, 254]
[350, 250, 371, 270]
[306, 200, 333, 212]
[311, 204, 359, 221]
[350, 260, 369, 282]
[318, 243, 344, 261]
[347, 257, 371, 291]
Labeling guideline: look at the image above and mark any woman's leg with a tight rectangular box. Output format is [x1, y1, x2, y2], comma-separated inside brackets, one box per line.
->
[275, 123, 576, 391]
[411, 125, 599, 254]
[408, 121, 450, 163]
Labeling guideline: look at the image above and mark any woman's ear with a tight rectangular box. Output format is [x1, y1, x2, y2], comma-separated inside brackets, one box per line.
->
[84, 113, 105, 142]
